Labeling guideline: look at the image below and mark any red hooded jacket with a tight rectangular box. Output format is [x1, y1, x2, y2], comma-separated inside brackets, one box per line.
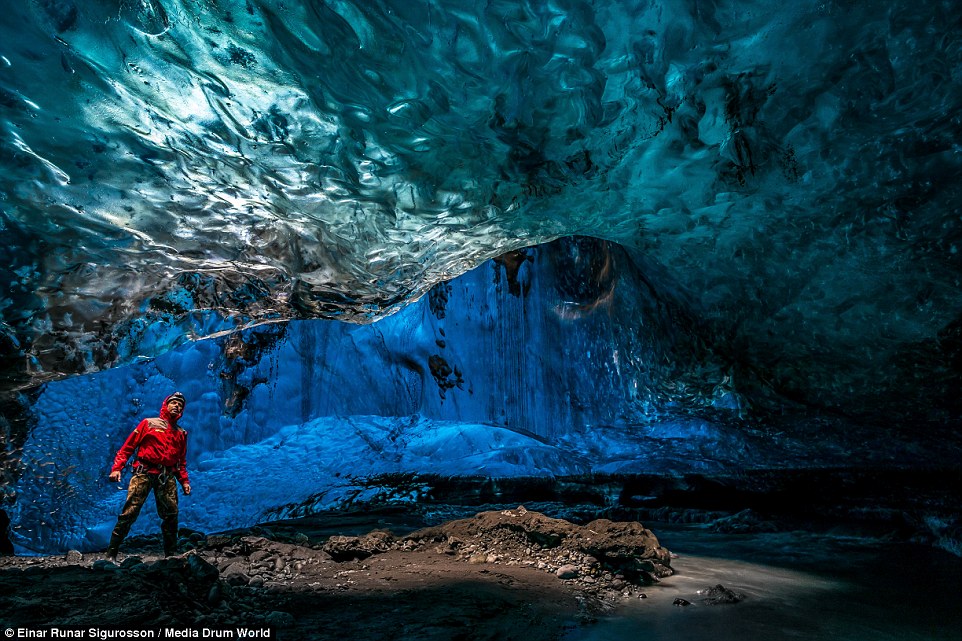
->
[111, 395, 189, 486]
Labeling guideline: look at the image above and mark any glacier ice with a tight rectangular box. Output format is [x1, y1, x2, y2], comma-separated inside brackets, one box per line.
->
[0, 0, 959, 424]
[10, 242, 956, 553]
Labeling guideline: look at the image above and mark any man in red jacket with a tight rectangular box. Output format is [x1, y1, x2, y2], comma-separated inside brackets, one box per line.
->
[105, 392, 192, 560]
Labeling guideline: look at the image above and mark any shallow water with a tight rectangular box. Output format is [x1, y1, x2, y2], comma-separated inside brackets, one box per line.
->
[567, 525, 962, 641]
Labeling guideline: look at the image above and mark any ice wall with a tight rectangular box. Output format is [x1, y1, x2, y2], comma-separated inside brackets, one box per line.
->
[9, 238, 742, 552]
[218, 237, 747, 438]
[10, 237, 956, 553]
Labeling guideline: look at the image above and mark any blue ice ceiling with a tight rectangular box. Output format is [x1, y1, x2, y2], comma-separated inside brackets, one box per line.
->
[1, 0, 960, 423]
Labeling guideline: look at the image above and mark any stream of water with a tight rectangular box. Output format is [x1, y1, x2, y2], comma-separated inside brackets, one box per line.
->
[567, 525, 962, 641]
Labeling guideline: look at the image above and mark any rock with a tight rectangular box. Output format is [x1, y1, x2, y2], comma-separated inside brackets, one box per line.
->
[205, 535, 233, 548]
[207, 584, 223, 606]
[576, 519, 673, 582]
[289, 546, 315, 560]
[152, 557, 188, 573]
[697, 584, 744, 605]
[406, 509, 673, 586]
[323, 531, 394, 562]
[91, 560, 120, 572]
[120, 556, 144, 569]
[267, 542, 300, 558]
[709, 509, 777, 534]
[187, 553, 219, 583]
[556, 564, 580, 579]
[673, 598, 691, 607]
[649, 571, 667, 584]
[264, 611, 295, 628]
[248, 576, 265, 588]
[240, 536, 270, 550]
[222, 562, 250, 585]
[468, 553, 487, 564]
[65, 550, 83, 563]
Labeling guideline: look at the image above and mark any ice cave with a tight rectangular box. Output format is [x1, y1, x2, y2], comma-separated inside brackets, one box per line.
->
[0, 0, 960, 639]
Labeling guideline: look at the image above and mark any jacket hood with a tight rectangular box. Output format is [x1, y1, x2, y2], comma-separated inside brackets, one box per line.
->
[159, 394, 184, 425]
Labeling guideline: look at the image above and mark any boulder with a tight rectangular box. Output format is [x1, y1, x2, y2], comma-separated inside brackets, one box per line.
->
[556, 565, 580, 579]
[323, 531, 395, 562]
[697, 584, 744, 605]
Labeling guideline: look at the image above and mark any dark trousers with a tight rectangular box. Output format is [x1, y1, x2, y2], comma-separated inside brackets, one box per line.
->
[108, 472, 179, 555]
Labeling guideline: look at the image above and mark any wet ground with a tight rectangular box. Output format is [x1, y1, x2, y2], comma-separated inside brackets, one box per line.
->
[570, 524, 962, 641]
[1, 505, 960, 641]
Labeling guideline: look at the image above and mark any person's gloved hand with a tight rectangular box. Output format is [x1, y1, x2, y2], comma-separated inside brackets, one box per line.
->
[108, 471, 121, 483]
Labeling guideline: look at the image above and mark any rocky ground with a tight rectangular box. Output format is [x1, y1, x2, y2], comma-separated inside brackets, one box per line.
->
[0, 507, 676, 640]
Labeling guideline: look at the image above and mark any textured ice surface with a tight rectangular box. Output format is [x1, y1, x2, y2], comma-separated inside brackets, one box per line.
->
[12, 246, 955, 553]
[1, 0, 960, 423]
[7, 244, 682, 551]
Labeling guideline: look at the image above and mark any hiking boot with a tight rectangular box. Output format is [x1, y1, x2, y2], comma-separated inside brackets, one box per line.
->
[162, 529, 179, 558]
[104, 528, 128, 563]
